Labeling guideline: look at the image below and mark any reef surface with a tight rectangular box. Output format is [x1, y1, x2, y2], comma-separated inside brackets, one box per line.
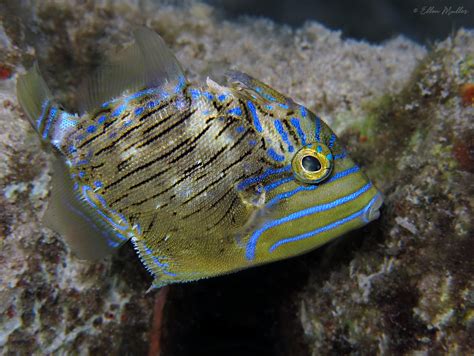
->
[0, 1, 472, 354]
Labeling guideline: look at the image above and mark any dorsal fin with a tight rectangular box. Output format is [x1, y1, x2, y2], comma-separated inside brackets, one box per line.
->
[133, 27, 185, 88]
[78, 27, 185, 112]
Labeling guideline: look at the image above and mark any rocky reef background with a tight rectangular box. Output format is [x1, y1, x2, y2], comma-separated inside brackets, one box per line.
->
[0, 0, 472, 354]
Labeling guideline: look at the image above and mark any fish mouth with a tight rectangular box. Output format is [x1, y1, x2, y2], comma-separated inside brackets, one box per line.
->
[363, 192, 384, 222]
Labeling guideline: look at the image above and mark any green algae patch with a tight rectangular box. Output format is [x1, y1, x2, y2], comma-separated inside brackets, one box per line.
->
[459, 55, 474, 80]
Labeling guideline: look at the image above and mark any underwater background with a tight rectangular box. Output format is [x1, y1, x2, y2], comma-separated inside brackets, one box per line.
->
[0, 0, 473, 355]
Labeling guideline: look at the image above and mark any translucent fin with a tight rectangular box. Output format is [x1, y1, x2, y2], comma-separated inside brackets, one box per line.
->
[78, 27, 185, 112]
[133, 27, 185, 89]
[44, 156, 130, 260]
[16, 63, 55, 130]
[17, 64, 77, 149]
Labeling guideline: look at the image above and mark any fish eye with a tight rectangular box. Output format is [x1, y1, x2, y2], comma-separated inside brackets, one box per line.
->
[292, 143, 333, 184]
[301, 155, 321, 172]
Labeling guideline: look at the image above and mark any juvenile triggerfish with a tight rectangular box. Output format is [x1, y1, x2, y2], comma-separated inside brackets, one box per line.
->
[17, 28, 383, 288]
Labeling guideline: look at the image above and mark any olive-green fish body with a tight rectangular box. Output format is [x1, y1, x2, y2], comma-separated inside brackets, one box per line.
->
[17, 28, 383, 287]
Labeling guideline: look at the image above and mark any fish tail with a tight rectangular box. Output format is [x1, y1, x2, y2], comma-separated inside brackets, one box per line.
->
[17, 64, 77, 147]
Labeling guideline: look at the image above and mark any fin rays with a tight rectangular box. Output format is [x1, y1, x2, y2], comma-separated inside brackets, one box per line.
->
[78, 27, 186, 113]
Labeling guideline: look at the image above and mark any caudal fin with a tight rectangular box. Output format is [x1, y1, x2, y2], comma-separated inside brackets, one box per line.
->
[16, 64, 77, 149]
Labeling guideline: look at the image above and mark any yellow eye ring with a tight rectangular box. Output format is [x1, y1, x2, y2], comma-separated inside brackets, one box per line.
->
[292, 143, 333, 184]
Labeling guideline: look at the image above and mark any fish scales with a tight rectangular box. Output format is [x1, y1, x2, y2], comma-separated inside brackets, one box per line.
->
[16, 28, 383, 288]
[64, 84, 278, 276]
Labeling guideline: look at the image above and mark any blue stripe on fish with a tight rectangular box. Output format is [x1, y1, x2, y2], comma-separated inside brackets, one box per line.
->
[267, 148, 285, 162]
[246, 180, 371, 260]
[190, 88, 201, 99]
[42, 106, 58, 139]
[236, 126, 245, 134]
[290, 117, 307, 146]
[228, 107, 242, 116]
[255, 87, 276, 102]
[265, 166, 361, 208]
[174, 75, 186, 94]
[270, 207, 364, 252]
[101, 97, 118, 108]
[143, 245, 177, 277]
[81, 185, 129, 231]
[247, 100, 263, 132]
[111, 104, 126, 117]
[131, 236, 176, 277]
[315, 116, 322, 142]
[362, 193, 382, 223]
[263, 176, 294, 192]
[328, 133, 336, 148]
[334, 151, 347, 160]
[300, 106, 307, 118]
[131, 238, 153, 275]
[63, 198, 122, 248]
[129, 87, 159, 100]
[37, 99, 50, 130]
[114, 232, 129, 241]
[75, 159, 89, 166]
[269, 193, 382, 252]
[274, 119, 294, 152]
[264, 93, 277, 102]
[237, 165, 291, 191]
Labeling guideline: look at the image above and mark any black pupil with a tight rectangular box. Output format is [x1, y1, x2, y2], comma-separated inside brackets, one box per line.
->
[302, 155, 321, 172]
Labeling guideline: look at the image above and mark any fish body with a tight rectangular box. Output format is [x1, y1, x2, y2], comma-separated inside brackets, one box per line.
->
[17, 28, 383, 287]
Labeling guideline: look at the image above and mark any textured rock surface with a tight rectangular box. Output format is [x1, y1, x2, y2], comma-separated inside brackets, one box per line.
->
[295, 30, 474, 354]
[0, 0, 471, 354]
